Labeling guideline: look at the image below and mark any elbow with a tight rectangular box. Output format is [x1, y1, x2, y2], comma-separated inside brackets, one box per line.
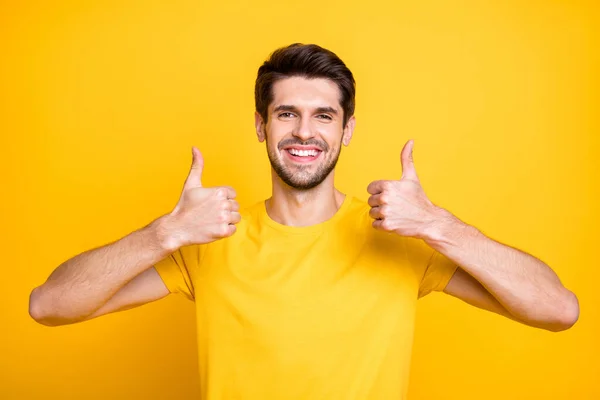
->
[29, 286, 70, 327]
[29, 286, 53, 326]
[547, 289, 580, 332]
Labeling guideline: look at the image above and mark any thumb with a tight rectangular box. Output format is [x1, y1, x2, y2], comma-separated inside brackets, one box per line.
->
[400, 139, 419, 181]
[183, 146, 204, 190]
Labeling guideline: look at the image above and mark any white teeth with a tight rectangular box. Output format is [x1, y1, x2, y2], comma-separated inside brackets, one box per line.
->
[288, 149, 319, 157]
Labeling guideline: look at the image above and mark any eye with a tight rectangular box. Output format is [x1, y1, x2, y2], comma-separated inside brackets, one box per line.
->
[278, 112, 295, 118]
[316, 114, 333, 120]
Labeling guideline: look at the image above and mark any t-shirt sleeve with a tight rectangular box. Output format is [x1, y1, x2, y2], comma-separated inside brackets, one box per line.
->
[404, 237, 459, 298]
[153, 245, 200, 301]
[417, 249, 459, 298]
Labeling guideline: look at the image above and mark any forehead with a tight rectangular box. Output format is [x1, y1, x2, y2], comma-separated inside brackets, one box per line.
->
[270, 77, 341, 110]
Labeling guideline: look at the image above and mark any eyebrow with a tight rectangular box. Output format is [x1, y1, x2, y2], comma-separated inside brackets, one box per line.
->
[273, 105, 339, 115]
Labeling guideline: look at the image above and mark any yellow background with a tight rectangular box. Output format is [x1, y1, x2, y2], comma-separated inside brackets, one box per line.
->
[1, 0, 598, 398]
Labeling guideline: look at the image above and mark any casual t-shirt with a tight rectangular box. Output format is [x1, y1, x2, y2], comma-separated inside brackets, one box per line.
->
[154, 195, 458, 399]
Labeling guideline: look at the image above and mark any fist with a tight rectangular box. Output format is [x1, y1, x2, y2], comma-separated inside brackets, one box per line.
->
[168, 147, 241, 248]
[366, 140, 440, 239]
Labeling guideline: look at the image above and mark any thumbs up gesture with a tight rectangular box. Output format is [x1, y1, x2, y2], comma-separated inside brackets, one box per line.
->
[366, 140, 444, 239]
[167, 147, 241, 249]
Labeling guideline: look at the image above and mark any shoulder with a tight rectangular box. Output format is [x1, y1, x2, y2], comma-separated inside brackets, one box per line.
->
[239, 200, 264, 224]
[225, 199, 265, 236]
[339, 195, 371, 225]
[344, 195, 376, 231]
[346, 195, 412, 253]
[345, 195, 371, 215]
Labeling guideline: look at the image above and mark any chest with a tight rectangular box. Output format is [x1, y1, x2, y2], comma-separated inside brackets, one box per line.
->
[190, 230, 421, 348]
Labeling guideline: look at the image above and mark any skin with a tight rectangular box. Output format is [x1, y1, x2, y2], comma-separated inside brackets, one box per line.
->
[28, 149, 241, 326]
[29, 76, 579, 332]
[367, 139, 579, 331]
[254, 77, 355, 227]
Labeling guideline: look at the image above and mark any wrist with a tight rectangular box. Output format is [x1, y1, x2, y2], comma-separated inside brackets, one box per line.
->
[152, 213, 184, 254]
[421, 207, 477, 250]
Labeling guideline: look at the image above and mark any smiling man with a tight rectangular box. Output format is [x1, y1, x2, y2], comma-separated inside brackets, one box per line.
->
[29, 43, 579, 399]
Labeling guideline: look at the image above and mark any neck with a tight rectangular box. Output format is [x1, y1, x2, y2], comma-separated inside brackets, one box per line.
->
[266, 170, 346, 227]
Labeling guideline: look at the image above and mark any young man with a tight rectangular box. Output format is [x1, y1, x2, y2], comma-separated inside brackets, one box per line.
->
[30, 43, 579, 399]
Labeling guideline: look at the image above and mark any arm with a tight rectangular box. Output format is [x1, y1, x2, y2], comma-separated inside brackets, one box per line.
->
[29, 218, 174, 326]
[440, 267, 520, 322]
[38, 267, 172, 325]
[367, 139, 579, 332]
[82, 267, 169, 321]
[426, 214, 579, 332]
[29, 147, 241, 326]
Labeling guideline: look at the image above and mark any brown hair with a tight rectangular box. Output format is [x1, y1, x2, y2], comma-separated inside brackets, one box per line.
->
[255, 43, 356, 127]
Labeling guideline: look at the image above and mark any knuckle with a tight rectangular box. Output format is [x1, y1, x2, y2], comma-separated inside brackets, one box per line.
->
[219, 210, 230, 223]
[227, 224, 237, 236]
[215, 188, 227, 199]
[214, 224, 227, 237]
[380, 220, 392, 231]
[220, 224, 231, 237]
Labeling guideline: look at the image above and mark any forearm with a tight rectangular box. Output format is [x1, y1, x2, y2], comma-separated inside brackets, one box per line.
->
[29, 215, 176, 325]
[423, 208, 579, 330]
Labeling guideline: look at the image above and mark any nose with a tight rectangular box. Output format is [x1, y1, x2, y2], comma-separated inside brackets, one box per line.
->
[292, 115, 316, 142]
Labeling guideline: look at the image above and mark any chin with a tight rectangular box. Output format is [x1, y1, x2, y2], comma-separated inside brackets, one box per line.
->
[269, 151, 338, 191]
[284, 169, 333, 190]
[287, 180, 323, 190]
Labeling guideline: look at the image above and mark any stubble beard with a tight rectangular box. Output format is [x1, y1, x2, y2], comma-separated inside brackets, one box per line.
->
[266, 138, 342, 190]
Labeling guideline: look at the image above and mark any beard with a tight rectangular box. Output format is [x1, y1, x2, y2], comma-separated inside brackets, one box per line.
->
[266, 136, 342, 190]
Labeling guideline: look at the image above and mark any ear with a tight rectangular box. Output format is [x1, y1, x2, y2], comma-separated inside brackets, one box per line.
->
[255, 111, 266, 142]
[342, 115, 356, 147]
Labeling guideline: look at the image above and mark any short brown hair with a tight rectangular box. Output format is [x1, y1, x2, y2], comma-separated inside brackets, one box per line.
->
[255, 43, 356, 127]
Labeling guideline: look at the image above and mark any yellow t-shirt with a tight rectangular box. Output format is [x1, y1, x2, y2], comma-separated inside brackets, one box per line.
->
[154, 195, 458, 399]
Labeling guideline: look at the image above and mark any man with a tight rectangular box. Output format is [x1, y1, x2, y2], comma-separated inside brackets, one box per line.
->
[29, 43, 579, 399]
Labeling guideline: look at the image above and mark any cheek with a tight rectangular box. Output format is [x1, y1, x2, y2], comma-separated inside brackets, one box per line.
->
[323, 129, 344, 150]
[266, 123, 287, 144]
[265, 132, 283, 155]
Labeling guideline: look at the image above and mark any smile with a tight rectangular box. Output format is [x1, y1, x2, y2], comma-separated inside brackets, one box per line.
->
[288, 148, 319, 157]
[283, 147, 323, 163]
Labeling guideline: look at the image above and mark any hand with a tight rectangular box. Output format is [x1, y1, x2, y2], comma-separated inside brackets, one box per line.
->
[166, 147, 241, 249]
[366, 140, 443, 239]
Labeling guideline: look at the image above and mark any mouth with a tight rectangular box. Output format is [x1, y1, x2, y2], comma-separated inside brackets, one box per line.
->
[282, 146, 323, 163]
